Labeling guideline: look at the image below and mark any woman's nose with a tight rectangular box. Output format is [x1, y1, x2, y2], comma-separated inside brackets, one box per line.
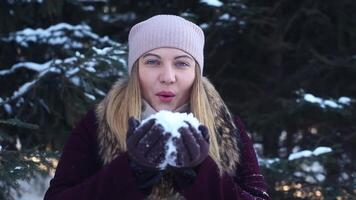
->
[159, 64, 176, 84]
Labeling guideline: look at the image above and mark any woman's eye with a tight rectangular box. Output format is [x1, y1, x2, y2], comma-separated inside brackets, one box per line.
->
[145, 60, 159, 65]
[175, 61, 189, 67]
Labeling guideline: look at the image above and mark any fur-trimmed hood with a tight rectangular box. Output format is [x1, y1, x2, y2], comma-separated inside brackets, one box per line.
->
[95, 78, 241, 199]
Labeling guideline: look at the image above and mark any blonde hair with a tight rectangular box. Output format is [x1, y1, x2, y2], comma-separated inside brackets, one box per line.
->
[103, 63, 142, 150]
[102, 61, 221, 168]
[190, 65, 221, 168]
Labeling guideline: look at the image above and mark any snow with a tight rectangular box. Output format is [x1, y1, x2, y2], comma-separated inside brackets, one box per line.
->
[340, 172, 349, 181]
[253, 143, 263, 156]
[288, 146, 332, 160]
[2, 22, 118, 49]
[113, 49, 126, 54]
[86, 66, 96, 73]
[258, 157, 280, 167]
[305, 176, 315, 183]
[294, 171, 303, 177]
[0, 61, 52, 75]
[313, 147, 332, 156]
[239, 20, 247, 26]
[92, 46, 112, 55]
[323, 100, 340, 108]
[118, 58, 127, 66]
[201, 0, 223, 7]
[66, 67, 80, 76]
[239, 4, 247, 9]
[82, 5, 95, 11]
[288, 150, 313, 160]
[304, 94, 323, 104]
[15, 137, 22, 151]
[13, 0, 43, 4]
[75, 51, 85, 58]
[11, 173, 52, 200]
[14, 166, 24, 170]
[301, 161, 324, 173]
[1, 22, 124, 101]
[5, 60, 63, 100]
[316, 173, 325, 182]
[338, 96, 351, 105]
[279, 130, 287, 143]
[63, 57, 78, 64]
[142, 110, 200, 137]
[84, 61, 97, 72]
[300, 161, 326, 183]
[303, 93, 351, 109]
[0, 60, 71, 104]
[94, 88, 106, 96]
[163, 139, 178, 168]
[180, 12, 194, 18]
[99, 12, 136, 23]
[140, 110, 201, 169]
[200, 23, 209, 29]
[12, 80, 37, 100]
[84, 93, 96, 100]
[70, 77, 80, 86]
[219, 13, 237, 21]
[4, 103, 12, 114]
[219, 13, 231, 20]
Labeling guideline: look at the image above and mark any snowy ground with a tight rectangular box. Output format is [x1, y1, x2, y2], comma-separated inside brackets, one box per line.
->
[11, 174, 52, 200]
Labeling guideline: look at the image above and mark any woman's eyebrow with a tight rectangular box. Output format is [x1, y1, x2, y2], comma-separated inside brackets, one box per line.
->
[142, 53, 161, 59]
[174, 55, 194, 60]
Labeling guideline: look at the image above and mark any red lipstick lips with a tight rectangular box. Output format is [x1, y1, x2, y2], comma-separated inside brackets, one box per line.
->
[156, 91, 175, 103]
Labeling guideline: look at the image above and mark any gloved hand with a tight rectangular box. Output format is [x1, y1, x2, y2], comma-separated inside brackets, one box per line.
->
[170, 121, 210, 168]
[126, 117, 171, 169]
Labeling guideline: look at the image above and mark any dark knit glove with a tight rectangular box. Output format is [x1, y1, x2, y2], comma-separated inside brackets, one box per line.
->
[126, 117, 171, 169]
[171, 121, 210, 168]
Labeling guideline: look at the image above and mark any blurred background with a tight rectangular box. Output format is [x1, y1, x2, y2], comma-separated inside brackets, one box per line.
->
[0, 0, 355, 199]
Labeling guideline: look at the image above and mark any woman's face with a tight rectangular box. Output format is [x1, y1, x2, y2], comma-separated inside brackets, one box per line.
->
[138, 47, 196, 111]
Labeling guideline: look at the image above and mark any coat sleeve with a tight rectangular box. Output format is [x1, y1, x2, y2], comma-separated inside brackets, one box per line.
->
[232, 116, 271, 199]
[44, 111, 145, 200]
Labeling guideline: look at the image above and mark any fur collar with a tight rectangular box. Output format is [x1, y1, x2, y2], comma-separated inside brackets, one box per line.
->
[95, 78, 241, 199]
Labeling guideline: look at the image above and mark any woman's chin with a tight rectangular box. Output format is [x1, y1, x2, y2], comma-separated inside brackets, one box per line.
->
[154, 104, 175, 112]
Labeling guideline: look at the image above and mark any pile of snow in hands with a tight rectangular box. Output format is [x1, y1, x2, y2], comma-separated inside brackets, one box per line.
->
[140, 110, 201, 169]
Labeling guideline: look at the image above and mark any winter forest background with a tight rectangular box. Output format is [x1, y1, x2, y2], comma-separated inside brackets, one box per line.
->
[0, 0, 355, 199]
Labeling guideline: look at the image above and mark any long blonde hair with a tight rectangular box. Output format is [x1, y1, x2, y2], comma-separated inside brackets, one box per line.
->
[101, 61, 221, 167]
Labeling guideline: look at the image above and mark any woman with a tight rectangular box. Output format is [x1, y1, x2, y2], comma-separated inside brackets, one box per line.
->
[44, 14, 270, 200]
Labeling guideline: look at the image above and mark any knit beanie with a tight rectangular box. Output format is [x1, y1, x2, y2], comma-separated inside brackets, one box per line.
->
[128, 14, 205, 75]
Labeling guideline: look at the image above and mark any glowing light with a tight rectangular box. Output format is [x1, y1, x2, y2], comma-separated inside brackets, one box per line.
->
[31, 156, 40, 163]
[294, 191, 303, 197]
[282, 185, 290, 191]
[310, 127, 318, 134]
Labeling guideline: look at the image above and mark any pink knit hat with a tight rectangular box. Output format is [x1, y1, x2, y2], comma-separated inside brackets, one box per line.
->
[128, 14, 205, 75]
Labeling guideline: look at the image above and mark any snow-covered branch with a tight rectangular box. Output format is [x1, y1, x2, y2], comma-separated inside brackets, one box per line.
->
[1, 23, 120, 49]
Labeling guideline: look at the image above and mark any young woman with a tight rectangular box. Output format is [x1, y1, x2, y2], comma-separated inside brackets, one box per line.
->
[44, 14, 270, 200]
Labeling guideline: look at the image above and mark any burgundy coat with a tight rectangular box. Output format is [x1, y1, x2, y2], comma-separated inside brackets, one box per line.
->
[44, 110, 270, 200]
